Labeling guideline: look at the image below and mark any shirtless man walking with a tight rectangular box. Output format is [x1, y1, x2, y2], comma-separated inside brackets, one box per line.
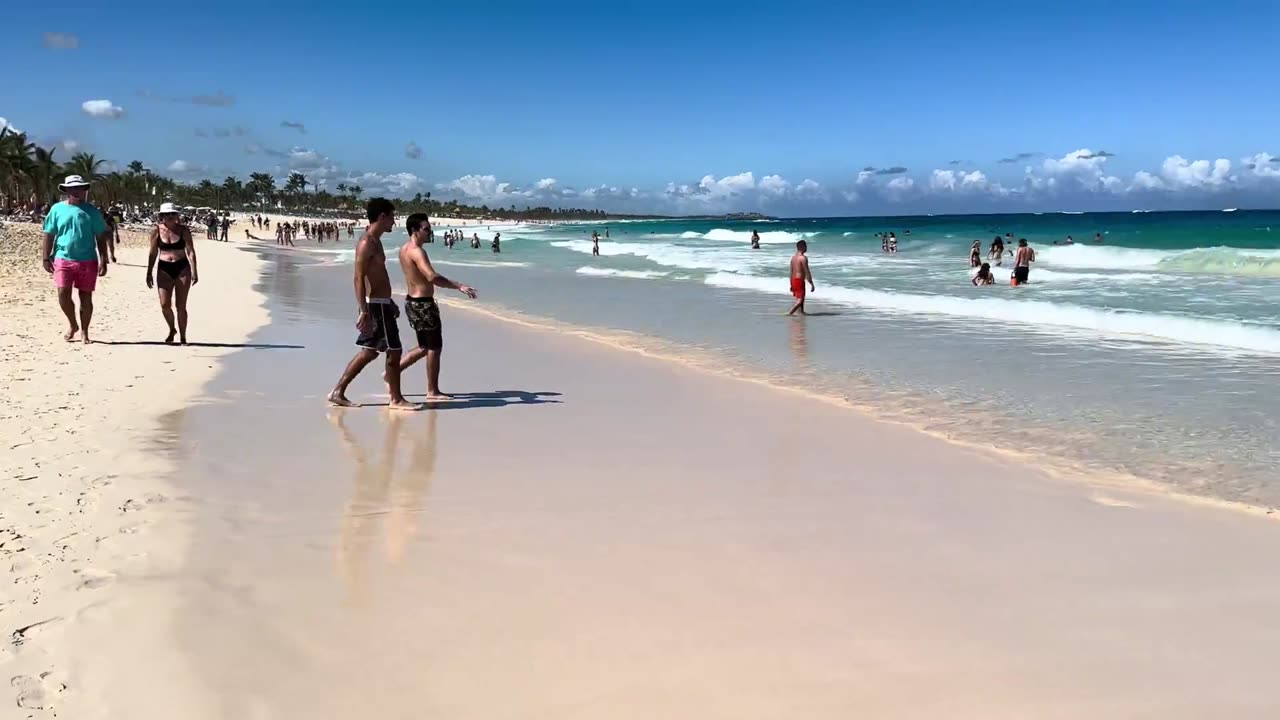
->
[788, 239, 815, 316]
[327, 197, 420, 410]
[397, 213, 477, 399]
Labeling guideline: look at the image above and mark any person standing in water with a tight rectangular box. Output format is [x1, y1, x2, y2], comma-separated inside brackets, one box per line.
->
[592, 230, 600, 256]
[989, 235, 1004, 264]
[145, 203, 199, 345]
[327, 198, 419, 411]
[1012, 238, 1035, 286]
[969, 240, 982, 267]
[397, 213, 477, 399]
[1094, 232, 1104, 244]
[750, 230, 761, 249]
[788, 239, 815, 316]
[492, 232, 501, 253]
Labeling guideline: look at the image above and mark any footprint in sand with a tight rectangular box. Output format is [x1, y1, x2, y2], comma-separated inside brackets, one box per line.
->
[74, 568, 115, 590]
[11, 671, 67, 709]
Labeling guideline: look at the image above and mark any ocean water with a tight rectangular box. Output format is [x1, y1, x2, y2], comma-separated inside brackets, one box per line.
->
[323, 211, 1280, 507]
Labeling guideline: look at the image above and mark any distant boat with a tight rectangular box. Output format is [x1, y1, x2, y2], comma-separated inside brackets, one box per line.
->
[1223, 208, 1239, 212]
[1060, 211, 1084, 215]
[1131, 209, 1151, 213]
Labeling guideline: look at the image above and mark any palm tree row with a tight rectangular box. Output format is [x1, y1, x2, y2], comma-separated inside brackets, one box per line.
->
[3, 131, 629, 220]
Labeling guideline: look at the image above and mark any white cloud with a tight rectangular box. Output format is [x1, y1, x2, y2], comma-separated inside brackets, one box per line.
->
[795, 178, 824, 197]
[534, 177, 558, 190]
[167, 160, 205, 174]
[886, 176, 915, 193]
[1242, 152, 1280, 178]
[1159, 155, 1232, 189]
[346, 171, 425, 196]
[759, 174, 790, 195]
[43, 32, 80, 50]
[1130, 171, 1164, 190]
[696, 171, 755, 198]
[81, 99, 124, 119]
[0, 117, 20, 135]
[1040, 148, 1121, 191]
[60, 139, 80, 152]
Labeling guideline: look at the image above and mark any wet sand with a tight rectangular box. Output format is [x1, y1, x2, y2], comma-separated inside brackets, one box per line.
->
[133, 256, 1280, 718]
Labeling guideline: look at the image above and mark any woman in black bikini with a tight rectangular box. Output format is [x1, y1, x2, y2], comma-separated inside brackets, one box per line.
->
[146, 202, 199, 344]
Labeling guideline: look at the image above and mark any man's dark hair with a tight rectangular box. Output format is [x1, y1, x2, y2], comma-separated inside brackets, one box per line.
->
[366, 197, 395, 223]
[796, 239, 807, 251]
[406, 212, 430, 236]
[1018, 238, 1028, 246]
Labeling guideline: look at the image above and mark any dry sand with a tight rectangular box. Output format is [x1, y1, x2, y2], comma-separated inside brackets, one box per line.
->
[0, 221, 269, 717]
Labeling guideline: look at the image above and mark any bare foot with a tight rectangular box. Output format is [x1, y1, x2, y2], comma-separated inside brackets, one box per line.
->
[64, 326, 79, 342]
[387, 398, 423, 412]
[424, 392, 453, 401]
[82, 335, 93, 344]
[327, 391, 357, 408]
[180, 335, 188, 346]
[165, 330, 176, 344]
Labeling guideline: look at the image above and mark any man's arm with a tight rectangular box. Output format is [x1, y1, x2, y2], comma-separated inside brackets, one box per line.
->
[413, 248, 477, 298]
[804, 257, 815, 289]
[353, 237, 372, 318]
[41, 233, 55, 273]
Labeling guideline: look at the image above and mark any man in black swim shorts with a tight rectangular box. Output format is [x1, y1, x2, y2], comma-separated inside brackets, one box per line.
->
[397, 213, 477, 399]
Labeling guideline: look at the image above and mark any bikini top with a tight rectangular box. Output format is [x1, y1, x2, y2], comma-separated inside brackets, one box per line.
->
[157, 227, 186, 251]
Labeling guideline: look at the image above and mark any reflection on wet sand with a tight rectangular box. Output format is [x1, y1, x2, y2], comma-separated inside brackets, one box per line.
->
[789, 316, 809, 365]
[330, 410, 437, 606]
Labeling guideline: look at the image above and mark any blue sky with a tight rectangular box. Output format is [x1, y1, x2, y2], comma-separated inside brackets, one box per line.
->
[4, 0, 1280, 215]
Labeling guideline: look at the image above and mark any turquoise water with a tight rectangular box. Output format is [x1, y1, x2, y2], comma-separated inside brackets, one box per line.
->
[321, 211, 1280, 506]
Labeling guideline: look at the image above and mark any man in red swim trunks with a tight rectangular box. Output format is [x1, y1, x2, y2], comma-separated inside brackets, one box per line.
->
[788, 239, 815, 316]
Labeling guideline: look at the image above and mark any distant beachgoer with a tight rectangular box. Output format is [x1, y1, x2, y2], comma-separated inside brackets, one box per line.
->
[1013, 238, 1035, 286]
[108, 205, 124, 260]
[592, 231, 601, 256]
[1094, 232, 1104, 244]
[1055, 235, 1074, 246]
[889, 232, 898, 253]
[881, 233, 888, 252]
[472, 233, 480, 249]
[206, 213, 218, 241]
[492, 232, 501, 253]
[605, 227, 610, 239]
[972, 262, 995, 286]
[348, 223, 354, 238]
[275, 223, 284, 245]
[787, 239, 815, 316]
[219, 214, 230, 242]
[146, 202, 199, 344]
[102, 209, 119, 263]
[750, 230, 760, 250]
[989, 235, 1004, 264]
[327, 197, 419, 410]
[970, 240, 982, 267]
[397, 213, 477, 399]
[41, 175, 110, 343]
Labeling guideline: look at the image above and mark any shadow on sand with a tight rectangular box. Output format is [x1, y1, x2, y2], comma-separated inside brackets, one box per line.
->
[100, 340, 306, 349]
[366, 390, 563, 410]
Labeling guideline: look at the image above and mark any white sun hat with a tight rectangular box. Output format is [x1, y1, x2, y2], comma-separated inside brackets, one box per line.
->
[59, 174, 91, 190]
[158, 202, 182, 215]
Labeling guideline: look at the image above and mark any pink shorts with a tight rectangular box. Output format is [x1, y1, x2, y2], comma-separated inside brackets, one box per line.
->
[53, 259, 99, 292]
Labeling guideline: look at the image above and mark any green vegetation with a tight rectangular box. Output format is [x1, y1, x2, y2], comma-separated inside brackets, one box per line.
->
[1, 131, 656, 220]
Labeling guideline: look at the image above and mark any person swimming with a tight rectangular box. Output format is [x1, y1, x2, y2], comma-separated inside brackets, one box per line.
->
[972, 262, 995, 286]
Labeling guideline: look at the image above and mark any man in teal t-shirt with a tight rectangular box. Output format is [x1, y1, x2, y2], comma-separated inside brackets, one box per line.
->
[41, 175, 109, 343]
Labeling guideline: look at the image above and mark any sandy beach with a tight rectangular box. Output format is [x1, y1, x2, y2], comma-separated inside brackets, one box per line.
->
[4, 224, 1280, 718]
[0, 221, 269, 717]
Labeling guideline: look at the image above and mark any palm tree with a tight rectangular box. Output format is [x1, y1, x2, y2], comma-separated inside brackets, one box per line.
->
[127, 160, 146, 176]
[64, 152, 105, 183]
[30, 147, 61, 207]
